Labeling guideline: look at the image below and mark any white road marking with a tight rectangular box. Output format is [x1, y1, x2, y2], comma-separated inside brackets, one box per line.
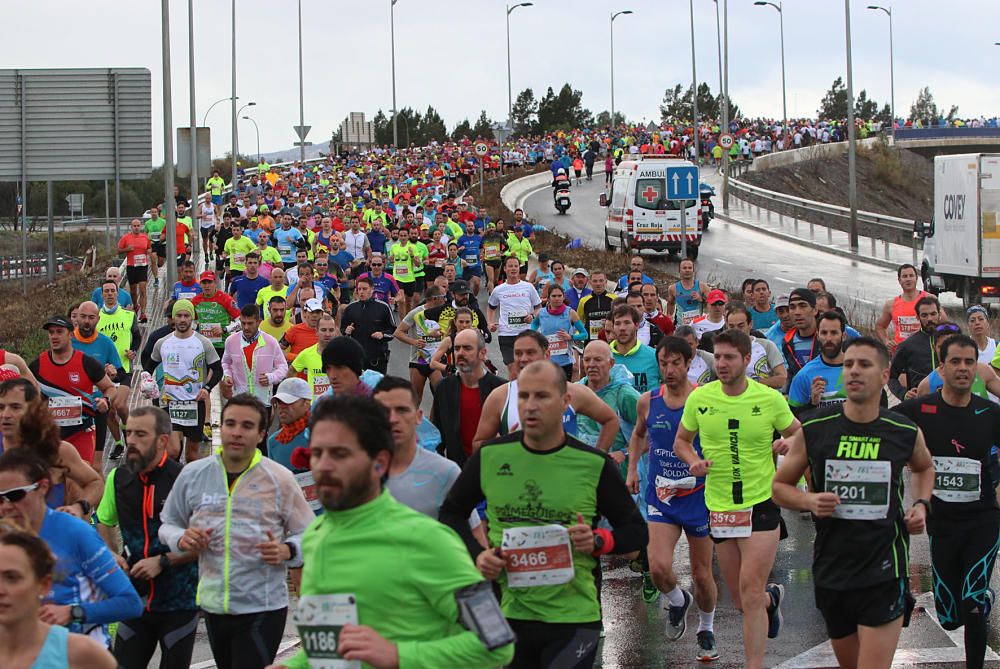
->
[713, 258, 733, 265]
[775, 592, 999, 668]
[773, 277, 796, 284]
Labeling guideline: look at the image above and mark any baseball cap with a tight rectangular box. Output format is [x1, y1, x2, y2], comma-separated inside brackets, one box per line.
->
[42, 315, 73, 330]
[706, 289, 728, 304]
[450, 279, 472, 294]
[775, 294, 791, 309]
[199, 271, 217, 282]
[304, 297, 324, 312]
[273, 377, 312, 404]
[573, 268, 589, 278]
[789, 287, 817, 308]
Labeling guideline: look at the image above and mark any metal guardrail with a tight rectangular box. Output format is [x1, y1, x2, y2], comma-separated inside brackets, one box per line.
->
[724, 163, 920, 264]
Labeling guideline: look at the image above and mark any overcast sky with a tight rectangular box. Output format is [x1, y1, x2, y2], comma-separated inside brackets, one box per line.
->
[9, 0, 999, 162]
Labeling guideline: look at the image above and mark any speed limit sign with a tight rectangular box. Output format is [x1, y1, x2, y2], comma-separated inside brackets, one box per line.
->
[719, 133, 735, 150]
[474, 142, 489, 157]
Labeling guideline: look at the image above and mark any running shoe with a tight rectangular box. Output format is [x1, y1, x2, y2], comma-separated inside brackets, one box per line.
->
[985, 588, 995, 617]
[203, 424, 213, 441]
[766, 583, 785, 639]
[108, 442, 125, 460]
[641, 572, 659, 603]
[666, 589, 693, 641]
[695, 630, 719, 662]
[153, 277, 160, 289]
[139, 313, 148, 324]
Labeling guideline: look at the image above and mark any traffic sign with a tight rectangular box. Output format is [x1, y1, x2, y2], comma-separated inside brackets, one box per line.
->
[665, 165, 699, 200]
[719, 133, 734, 150]
[294, 125, 311, 140]
[474, 142, 489, 157]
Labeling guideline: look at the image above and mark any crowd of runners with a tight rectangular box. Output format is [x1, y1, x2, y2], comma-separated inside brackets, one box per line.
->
[0, 124, 998, 669]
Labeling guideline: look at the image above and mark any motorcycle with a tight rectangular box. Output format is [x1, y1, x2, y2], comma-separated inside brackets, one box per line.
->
[554, 188, 572, 215]
[699, 182, 715, 232]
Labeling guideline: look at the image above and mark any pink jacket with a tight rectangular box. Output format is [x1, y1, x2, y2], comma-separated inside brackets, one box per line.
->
[221, 330, 287, 399]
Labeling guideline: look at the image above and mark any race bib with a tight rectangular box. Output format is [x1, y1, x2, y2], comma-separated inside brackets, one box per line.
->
[654, 475, 697, 503]
[824, 459, 891, 520]
[709, 509, 752, 539]
[49, 396, 83, 427]
[896, 315, 919, 339]
[395, 263, 409, 278]
[679, 309, 702, 326]
[484, 245, 500, 260]
[502, 525, 574, 588]
[932, 456, 981, 503]
[177, 291, 197, 301]
[232, 253, 246, 266]
[150, 231, 161, 242]
[312, 374, 331, 398]
[434, 258, 445, 267]
[465, 254, 478, 263]
[295, 471, 322, 513]
[133, 254, 148, 267]
[546, 334, 569, 357]
[168, 400, 199, 427]
[588, 319, 605, 339]
[293, 594, 360, 669]
[506, 311, 530, 327]
[199, 322, 222, 344]
[279, 244, 293, 256]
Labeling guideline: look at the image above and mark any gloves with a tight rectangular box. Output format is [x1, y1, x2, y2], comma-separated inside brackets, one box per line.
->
[139, 371, 159, 400]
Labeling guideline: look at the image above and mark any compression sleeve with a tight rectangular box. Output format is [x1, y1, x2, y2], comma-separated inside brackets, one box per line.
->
[529, 315, 541, 331]
[204, 359, 223, 392]
[75, 523, 142, 624]
[595, 455, 648, 554]
[438, 450, 486, 559]
[571, 319, 588, 341]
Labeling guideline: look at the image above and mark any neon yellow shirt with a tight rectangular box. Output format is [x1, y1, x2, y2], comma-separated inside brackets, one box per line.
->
[206, 176, 226, 196]
[505, 235, 533, 263]
[224, 236, 257, 272]
[291, 344, 329, 398]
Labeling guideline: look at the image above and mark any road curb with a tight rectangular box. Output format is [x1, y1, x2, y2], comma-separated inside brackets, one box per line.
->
[713, 209, 899, 270]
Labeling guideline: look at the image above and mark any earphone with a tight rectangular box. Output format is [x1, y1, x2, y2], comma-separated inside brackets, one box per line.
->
[375, 463, 383, 473]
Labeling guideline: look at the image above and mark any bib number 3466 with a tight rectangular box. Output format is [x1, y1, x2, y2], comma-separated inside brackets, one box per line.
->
[502, 525, 574, 588]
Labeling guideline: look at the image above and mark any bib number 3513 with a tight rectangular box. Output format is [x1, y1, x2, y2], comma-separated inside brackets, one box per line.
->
[709, 509, 752, 539]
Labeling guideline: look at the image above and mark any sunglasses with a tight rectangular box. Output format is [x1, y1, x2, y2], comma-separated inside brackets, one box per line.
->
[0, 482, 40, 504]
[935, 323, 961, 334]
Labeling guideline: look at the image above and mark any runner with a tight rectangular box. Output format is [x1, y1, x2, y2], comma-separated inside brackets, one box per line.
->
[144, 206, 167, 288]
[145, 300, 223, 462]
[227, 252, 270, 310]
[666, 258, 708, 326]
[270, 393, 515, 669]
[290, 313, 340, 400]
[30, 315, 116, 466]
[220, 303, 287, 403]
[773, 337, 933, 669]
[341, 277, 396, 374]
[260, 295, 292, 343]
[691, 290, 728, 345]
[615, 256, 655, 292]
[457, 219, 484, 297]
[95, 406, 200, 669]
[530, 284, 587, 380]
[966, 305, 997, 365]
[875, 263, 927, 350]
[896, 333, 1000, 669]
[724, 304, 787, 390]
[488, 256, 542, 378]
[626, 337, 718, 661]
[609, 304, 660, 394]
[280, 297, 322, 362]
[673, 329, 802, 669]
[576, 340, 640, 465]
[98, 280, 141, 459]
[440, 359, 647, 669]
[221, 220, 257, 285]
[393, 285, 446, 405]
[266, 378, 312, 473]
[158, 395, 314, 669]
[749, 279, 778, 330]
[191, 271, 240, 353]
[577, 270, 614, 343]
[171, 260, 202, 301]
[117, 218, 152, 323]
[387, 225, 423, 316]
[888, 295, 942, 399]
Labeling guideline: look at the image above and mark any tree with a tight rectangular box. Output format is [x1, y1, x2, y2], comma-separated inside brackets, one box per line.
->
[817, 77, 848, 120]
[909, 86, 938, 123]
[451, 118, 472, 141]
[877, 103, 893, 125]
[472, 110, 493, 139]
[659, 82, 737, 123]
[511, 88, 539, 136]
[945, 104, 960, 123]
[854, 89, 879, 121]
[536, 83, 592, 132]
[372, 109, 391, 145]
[419, 106, 448, 144]
[594, 111, 626, 128]
[659, 84, 687, 121]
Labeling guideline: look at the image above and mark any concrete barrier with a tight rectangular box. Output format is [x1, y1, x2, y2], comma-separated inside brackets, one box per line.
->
[749, 136, 880, 172]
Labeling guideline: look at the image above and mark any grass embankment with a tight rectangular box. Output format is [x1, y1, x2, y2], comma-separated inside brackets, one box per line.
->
[0, 250, 117, 361]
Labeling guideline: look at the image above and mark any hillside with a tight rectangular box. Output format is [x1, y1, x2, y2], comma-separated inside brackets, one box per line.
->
[741, 145, 933, 222]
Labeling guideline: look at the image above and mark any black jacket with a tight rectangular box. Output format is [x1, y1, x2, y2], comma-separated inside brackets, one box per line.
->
[341, 298, 396, 364]
[431, 371, 506, 467]
[889, 329, 937, 400]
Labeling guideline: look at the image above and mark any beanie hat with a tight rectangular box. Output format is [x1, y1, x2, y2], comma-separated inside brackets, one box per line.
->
[321, 336, 365, 377]
[172, 299, 195, 318]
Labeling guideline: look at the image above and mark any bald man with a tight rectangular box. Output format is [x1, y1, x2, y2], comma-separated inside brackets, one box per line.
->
[577, 340, 641, 467]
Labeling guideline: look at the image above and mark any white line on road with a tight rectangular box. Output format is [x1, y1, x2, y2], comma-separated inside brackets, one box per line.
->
[713, 258, 733, 265]
[773, 277, 796, 284]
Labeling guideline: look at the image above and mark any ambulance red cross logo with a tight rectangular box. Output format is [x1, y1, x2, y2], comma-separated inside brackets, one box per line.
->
[642, 185, 659, 203]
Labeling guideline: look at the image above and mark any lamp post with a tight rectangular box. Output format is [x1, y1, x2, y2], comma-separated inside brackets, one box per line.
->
[610, 10, 633, 127]
[161, 0, 178, 287]
[721, 0, 730, 211]
[242, 116, 260, 163]
[391, 0, 400, 148]
[687, 1, 697, 160]
[845, 0, 858, 252]
[235, 101, 256, 165]
[754, 1, 788, 150]
[203, 96, 237, 127]
[506, 3, 533, 128]
[867, 5, 895, 138]
[231, 0, 237, 187]
[188, 0, 197, 252]
[710, 0, 723, 109]
[297, 0, 306, 163]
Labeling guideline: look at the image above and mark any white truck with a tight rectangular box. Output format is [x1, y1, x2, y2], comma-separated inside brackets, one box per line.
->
[915, 153, 1000, 308]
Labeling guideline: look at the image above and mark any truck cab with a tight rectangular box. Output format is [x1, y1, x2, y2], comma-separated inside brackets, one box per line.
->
[600, 156, 702, 258]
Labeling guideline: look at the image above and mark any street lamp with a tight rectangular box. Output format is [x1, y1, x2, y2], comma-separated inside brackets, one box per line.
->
[610, 10, 633, 127]
[506, 3, 533, 129]
[710, 0, 723, 113]
[297, 0, 307, 163]
[754, 1, 788, 150]
[844, 0, 859, 252]
[242, 116, 260, 163]
[687, 1, 697, 160]
[391, 0, 400, 148]
[203, 96, 237, 128]
[233, 101, 256, 168]
[231, 0, 237, 187]
[867, 5, 895, 138]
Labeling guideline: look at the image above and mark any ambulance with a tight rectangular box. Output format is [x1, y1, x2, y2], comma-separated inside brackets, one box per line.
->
[600, 156, 702, 258]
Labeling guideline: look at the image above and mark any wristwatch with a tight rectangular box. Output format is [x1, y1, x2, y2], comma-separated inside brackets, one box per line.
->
[75, 499, 92, 516]
[284, 541, 298, 562]
[70, 605, 86, 624]
[912, 498, 931, 515]
[159, 554, 171, 571]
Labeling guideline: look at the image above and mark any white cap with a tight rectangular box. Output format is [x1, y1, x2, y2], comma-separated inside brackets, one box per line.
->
[273, 378, 312, 404]
[304, 297, 324, 312]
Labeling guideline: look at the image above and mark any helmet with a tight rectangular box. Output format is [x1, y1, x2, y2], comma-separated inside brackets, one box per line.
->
[557, 168, 566, 175]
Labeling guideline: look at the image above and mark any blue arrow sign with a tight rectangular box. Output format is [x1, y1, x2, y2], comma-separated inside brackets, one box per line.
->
[665, 165, 699, 200]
